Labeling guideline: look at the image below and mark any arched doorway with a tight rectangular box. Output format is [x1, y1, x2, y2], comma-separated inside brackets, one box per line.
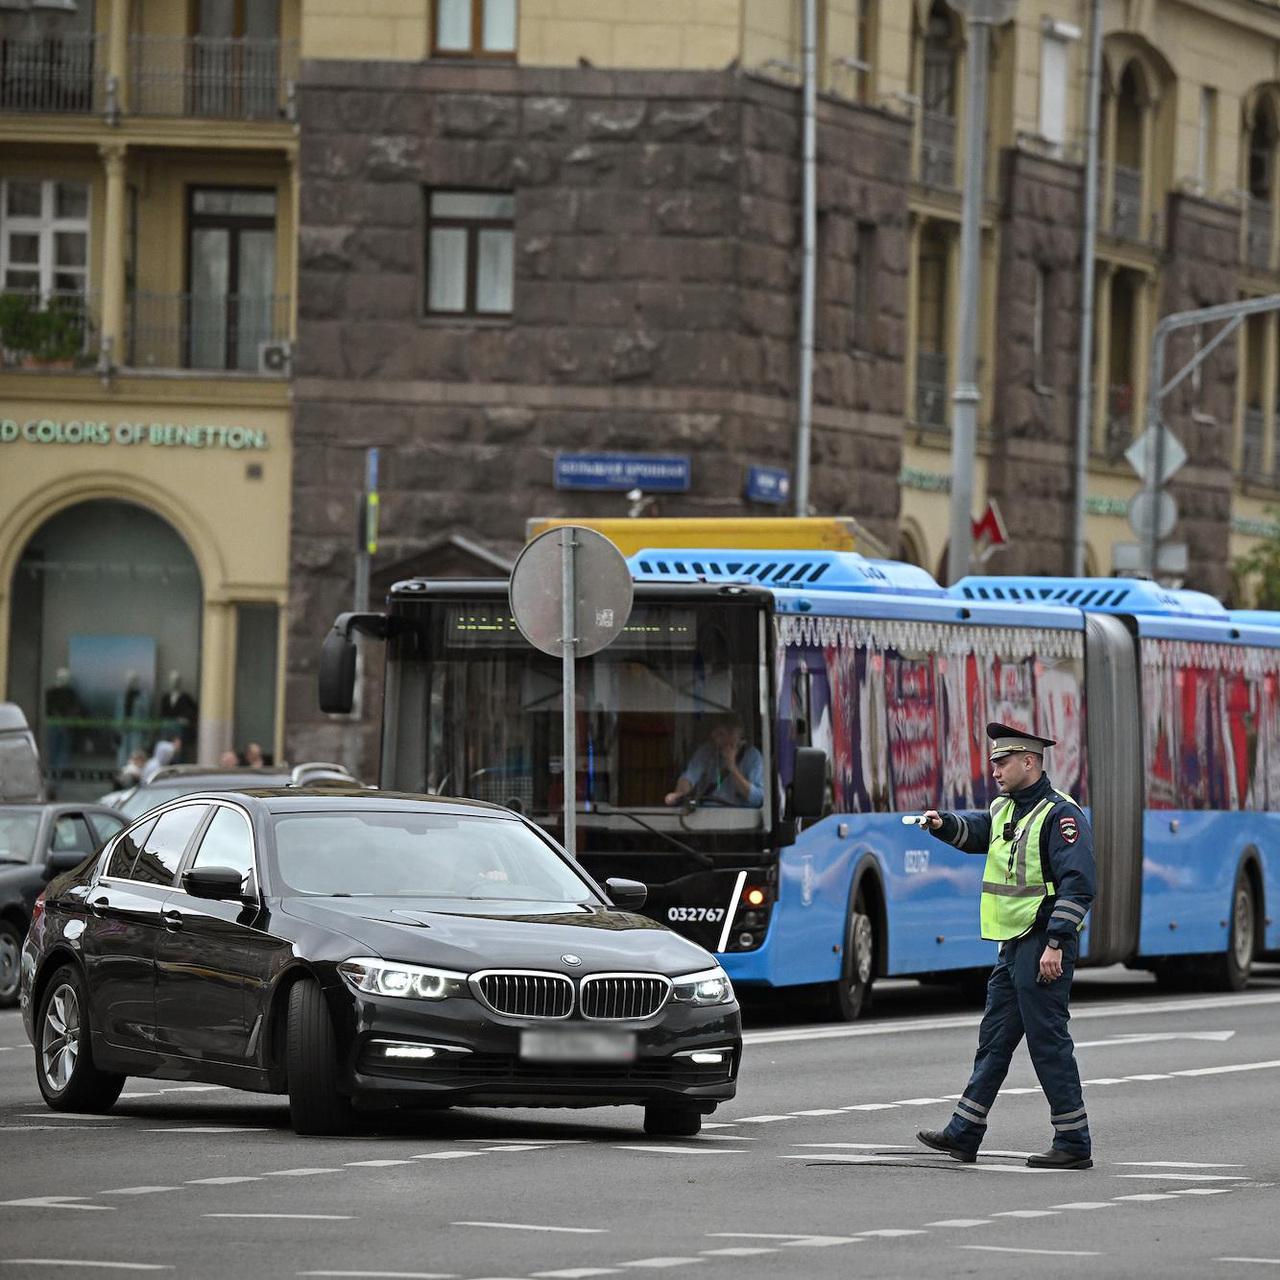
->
[7, 500, 202, 799]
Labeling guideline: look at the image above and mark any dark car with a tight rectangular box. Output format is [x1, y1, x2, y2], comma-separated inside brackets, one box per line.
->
[0, 803, 127, 1006]
[106, 762, 358, 821]
[21, 789, 740, 1137]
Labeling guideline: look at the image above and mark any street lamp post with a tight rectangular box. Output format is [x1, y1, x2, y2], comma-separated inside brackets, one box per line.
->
[946, 0, 1017, 586]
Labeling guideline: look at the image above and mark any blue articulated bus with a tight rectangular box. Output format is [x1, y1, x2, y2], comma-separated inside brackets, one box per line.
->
[322, 548, 1280, 1021]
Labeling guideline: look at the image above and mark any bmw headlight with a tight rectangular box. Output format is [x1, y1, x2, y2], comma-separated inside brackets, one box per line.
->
[671, 965, 735, 1006]
[338, 957, 469, 1001]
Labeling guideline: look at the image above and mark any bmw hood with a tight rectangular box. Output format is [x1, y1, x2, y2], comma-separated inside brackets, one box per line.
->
[279, 895, 718, 976]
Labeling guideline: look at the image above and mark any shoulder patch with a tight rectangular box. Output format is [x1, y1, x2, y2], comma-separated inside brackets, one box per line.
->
[1059, 815, 1079, 845]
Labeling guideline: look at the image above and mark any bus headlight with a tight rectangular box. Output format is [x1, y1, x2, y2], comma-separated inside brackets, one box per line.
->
[671, 965, 735, 1006]
[339, 957, 469, 1001]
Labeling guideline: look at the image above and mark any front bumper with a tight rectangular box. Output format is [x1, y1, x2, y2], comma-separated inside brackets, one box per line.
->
[328, 983, 741, 1111]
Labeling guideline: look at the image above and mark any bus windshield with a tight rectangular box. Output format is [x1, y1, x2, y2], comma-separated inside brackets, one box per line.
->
[381, 596, 770, 849]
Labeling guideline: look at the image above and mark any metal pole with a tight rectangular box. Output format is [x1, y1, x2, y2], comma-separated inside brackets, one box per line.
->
[1142, 334, 1165, 578]
[793, 0, 817, 517]
[946, 14, 993, 584]
[1071, 0, 1103, 576]
[560, 526, 578, 859]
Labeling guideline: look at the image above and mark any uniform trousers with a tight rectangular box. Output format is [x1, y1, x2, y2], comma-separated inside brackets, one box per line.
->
[942, 926, 1091, 1156]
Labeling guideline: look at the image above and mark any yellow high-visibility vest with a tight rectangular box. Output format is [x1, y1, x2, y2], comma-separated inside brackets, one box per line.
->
[979, 792, 1075, 941]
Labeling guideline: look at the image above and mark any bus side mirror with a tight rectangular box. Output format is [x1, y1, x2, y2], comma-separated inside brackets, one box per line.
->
[319, 626, 357, 714]
[790, 746, 827, 820]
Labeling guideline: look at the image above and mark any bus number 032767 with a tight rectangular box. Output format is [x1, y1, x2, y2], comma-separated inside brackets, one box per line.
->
[667, 907, 726, 923]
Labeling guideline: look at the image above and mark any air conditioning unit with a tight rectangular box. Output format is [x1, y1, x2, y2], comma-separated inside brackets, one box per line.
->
[258, 339, 292, 376]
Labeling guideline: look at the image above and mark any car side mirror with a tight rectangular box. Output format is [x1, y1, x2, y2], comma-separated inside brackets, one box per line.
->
[45, 849, 86, 876]
[790, 746, 828, 820]
[318, 626, 357, 714]
[182, 865, 245, 901]
[604, 877, 647, 911]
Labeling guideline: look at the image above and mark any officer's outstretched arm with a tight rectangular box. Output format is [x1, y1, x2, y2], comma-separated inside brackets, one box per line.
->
[923, 809, 990, 855]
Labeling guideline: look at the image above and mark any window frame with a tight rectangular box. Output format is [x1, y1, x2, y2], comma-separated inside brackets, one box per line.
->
[0, 178, 91, 302]
[430, 0, 517, 61]
[96, 803, 210, 888]
[176, 800, 261, 900]
[423, 187, 515, 319]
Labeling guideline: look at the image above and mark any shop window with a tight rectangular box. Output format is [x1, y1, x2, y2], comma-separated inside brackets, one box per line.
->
[432, 0, 516, 59]
[233, 602, 278, 765]
[0, 178, 88, 301]
[425, 189, 514, 317]
[186, 185, 277, 371]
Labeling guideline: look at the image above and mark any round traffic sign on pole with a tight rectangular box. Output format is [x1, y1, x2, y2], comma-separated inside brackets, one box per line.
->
[1127, 490, 1177, 542]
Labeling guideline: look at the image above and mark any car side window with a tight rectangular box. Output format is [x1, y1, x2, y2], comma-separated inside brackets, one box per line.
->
[132, 806, 209, 887]
[52, 815, 96, 854]
[86, 812, 126, 846]
[188, 807, 255, 888]
[105, 817, 158, 880]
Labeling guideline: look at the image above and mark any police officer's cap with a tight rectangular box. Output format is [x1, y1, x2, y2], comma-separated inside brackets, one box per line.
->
[986, 722, 1055, 760]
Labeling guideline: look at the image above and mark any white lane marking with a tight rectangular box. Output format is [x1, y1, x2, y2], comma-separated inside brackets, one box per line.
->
[1114, 1173, 1248, 1182]
[17, 1114, 115, 1121]
[0, 1263, 172, 1271]
[1115, 1161, 1244, 1168]
[688, 1135, 756, 1143]
[618, 1260, 703, 1269]
[699, 1249, 778, 1257]
[963, 1166, 1057, 1175]
[960, 1246, 1100, 1257]
[792, 1143, 914, 1151]
[1076, 1031, 1236, 1048]
[1113, 1194, 1180, 1202]
[186, 1177, 261, 1185]
[531, 1271, 621, 1278]
[119, 1093, 163, 1100]
[925, 1220, 990, 1228]
[707, 1234, 857, 1246]
[843, 1103, 898, 1111]
[733, 1115, 792, 1124]
[204, 1213, 353, 1220]
[742, 990, 1280, 1046]
[782, 1154, 910, 1165]
[792, 1109, 846, 1117]
[101, 1187, 178, 1196]
[0, 1197, 112, 1211]
[980, 1150, 1038, 1158]
[858, 1229, 928, 1238]
[157, 1084, 225, 1093]
[1170, 1188, 1235, 1196]
[452, 1222, 607, 1235]
[1126, 1074, 1174, 1081]
[992, 1210, 1060, 1218]
[1, 1125, 121, 1132]
[1217, 1260, 1280, 1267]
[264, 1168, 341, 1177]
[344, 1160, 414, 1168]
[613, 1146, 746, 1156]
[892, 1097, 948, 1106]
[1173, 1060, 1280, 1078]
[699, 1122, 736, 1129]
[1049, 1202, 1114, 1210]
[412, 1152, 482, 1161]
[298, 1273, 456, 1278]
[143, 1127, 270, 1133]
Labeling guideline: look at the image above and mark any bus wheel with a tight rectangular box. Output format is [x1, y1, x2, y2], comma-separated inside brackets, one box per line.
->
[822, 891, 875, 1022]
[1202, 868, 1257, 993]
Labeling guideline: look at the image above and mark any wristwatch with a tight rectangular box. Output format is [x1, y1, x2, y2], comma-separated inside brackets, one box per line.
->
[1045, 938, 1062, 951]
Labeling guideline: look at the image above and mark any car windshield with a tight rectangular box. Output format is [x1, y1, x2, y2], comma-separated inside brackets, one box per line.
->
[269, 809, 598, 902]
[0, 808, 39, 862]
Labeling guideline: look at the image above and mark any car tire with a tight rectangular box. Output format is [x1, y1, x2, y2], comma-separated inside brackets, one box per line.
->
[285, 978, 355, 1137]
[643, 1104, 702, 1137]
[34, 964, 125, 1113]
[0, 919, 23, 1009]
[1201, 867, 1257, 993]
[820, 885, 875, 1022]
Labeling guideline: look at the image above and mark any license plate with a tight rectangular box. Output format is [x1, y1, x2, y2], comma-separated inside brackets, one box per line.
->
[519, 1029, 637, 1064]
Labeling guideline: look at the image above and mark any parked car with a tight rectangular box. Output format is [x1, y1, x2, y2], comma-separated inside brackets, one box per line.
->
[21, 789, 741, 1136]
[0, 704, 43, 803]
[0, 802, 127, 1006]
[104, 762, 359, 820]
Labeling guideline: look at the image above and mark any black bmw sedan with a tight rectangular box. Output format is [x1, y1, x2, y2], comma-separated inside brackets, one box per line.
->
[20, 789, 740, 1137]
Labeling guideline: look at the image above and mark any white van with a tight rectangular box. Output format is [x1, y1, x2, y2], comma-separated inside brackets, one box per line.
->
[0, 704, 43, 802]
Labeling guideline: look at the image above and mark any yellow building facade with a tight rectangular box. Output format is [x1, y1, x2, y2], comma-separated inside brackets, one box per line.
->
[1, 0, 297, 790]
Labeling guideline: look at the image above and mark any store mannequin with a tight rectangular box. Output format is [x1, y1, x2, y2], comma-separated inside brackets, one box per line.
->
[159, 670, 198, 763]
[44, 667, 84, 782]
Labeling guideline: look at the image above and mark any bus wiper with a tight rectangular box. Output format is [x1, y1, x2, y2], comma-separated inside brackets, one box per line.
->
[590, 804, 713, 868]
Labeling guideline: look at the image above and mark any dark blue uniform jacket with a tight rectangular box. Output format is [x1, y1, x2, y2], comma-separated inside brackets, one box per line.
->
[927, 773, 1097, 941]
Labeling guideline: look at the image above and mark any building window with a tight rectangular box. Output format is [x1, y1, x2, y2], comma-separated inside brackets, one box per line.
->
[1032, 265, 1052, 388]
[0, 178, 89, 302]
[186, 186, 277, 371]
[1038, 28, 1073, 150]
[914, 222, 950, 429]
[1197, 86, 1217, 195]
[853, 221, 876, 349]
[425, 190, 514, 317]
[853, 0, 876, 103]
[432, 0, 516, 58]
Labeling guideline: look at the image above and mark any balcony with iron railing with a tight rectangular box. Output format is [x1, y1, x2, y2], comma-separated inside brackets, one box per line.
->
[1247, 198, 1274, 273]
[129, 36, 297, 121]
[1242, 405, 1266, 477]
[0, 32, 105, 113]
[915, 349, 949, 429]
[919, 110, 956, 190]
[0, 290, 98, 370]
[126, 291, 291, 374]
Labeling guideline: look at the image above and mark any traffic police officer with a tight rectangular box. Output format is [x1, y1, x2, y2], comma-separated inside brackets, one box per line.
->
[915, 722, 1096, 1169]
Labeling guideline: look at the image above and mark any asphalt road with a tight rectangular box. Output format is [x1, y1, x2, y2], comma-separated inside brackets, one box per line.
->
[2, 966, 1279, 1279]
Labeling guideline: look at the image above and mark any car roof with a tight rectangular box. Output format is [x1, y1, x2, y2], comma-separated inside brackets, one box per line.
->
[165, 787, 515, 818]
[0, 801, 125, 817]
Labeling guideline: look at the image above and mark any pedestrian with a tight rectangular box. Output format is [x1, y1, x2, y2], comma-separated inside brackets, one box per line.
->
[243, 741, 265, 768]
[140, 738, 178, 784]
[914, 722, 1096, 1170]
[218, 749, 240, 767]
[115, 748, 148, 789]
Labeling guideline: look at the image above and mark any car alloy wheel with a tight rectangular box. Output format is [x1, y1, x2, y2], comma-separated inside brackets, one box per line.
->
[41, 981, 80, 1094]
[0, 921, 21, 1006]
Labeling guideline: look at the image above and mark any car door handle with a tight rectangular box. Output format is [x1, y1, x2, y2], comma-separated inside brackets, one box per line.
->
[89, 896, 109, 918]
[161, 909, 184, 931]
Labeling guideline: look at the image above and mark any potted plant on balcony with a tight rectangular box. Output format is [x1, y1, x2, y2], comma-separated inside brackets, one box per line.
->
[0, 291, 86, 369]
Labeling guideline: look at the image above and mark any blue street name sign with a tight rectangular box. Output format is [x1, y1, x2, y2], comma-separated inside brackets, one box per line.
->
[554, 453, 691, 493]
[745, 465, 791, 505]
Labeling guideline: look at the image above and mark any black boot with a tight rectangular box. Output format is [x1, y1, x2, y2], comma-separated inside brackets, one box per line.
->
[1027, 1148, 1093, 1170]
[916, 1129, 977, 1163]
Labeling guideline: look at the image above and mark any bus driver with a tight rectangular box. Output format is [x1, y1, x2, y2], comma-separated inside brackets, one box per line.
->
[664, 713, 764, 809]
